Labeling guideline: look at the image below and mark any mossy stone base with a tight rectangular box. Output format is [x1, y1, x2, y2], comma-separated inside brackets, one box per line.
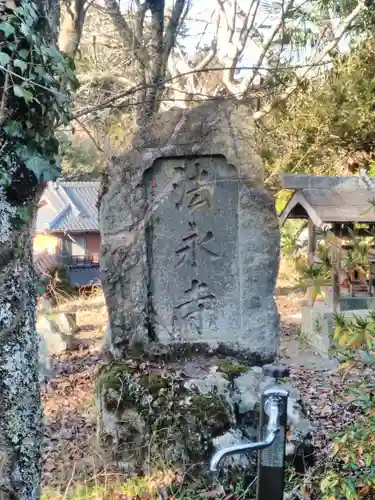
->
[96, 361, 234, 474]
[95, 357, 312, 481]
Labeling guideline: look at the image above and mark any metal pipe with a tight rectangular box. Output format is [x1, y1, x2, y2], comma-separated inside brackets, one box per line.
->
[209, 364, 290, 500]
[256, 388, 289, 500]
[209, 430, 278, 472]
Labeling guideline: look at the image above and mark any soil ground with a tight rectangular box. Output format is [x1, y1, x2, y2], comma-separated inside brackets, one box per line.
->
[41, 289, 373, 498]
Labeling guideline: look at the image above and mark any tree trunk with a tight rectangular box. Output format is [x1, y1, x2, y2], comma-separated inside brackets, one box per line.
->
[59, 0, 87, 56]
[0, 0, 77, 494]
[0, 192, 42, 499]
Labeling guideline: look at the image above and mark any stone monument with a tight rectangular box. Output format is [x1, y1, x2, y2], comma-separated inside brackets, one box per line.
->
[100, 100, 280, 363]
[97, 101, 310, 480]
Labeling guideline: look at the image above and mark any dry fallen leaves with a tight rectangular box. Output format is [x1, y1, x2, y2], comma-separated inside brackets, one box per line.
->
[41, 292, 375, 498]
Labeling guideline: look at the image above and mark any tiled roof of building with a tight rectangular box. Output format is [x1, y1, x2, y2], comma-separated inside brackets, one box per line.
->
[279, 174, 375, 226]
[35, 181, 100, 233]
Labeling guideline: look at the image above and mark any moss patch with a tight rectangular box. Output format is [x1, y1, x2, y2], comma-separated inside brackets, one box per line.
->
[96, 362, 139, 412]
[96, 362, 233, 473]
[217, 359, 249, 381]
[189, 393, 232, 438]
[139, 372, 170, 395]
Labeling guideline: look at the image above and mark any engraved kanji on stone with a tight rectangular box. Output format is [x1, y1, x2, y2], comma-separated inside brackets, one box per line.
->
[175, 221, 221, 268]
[172, 279, 215, 335]
[173, 162, 215, 212]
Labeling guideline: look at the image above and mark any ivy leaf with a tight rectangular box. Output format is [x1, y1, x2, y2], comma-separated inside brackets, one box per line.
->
[13, 84, 34, 102]
[24, 4, 38, 25]
[25, 154, 60, 183]
[14, 146, 59, 183]
[18, 49, 29, 59]
[3, 121, 22, 138]
[42, 165, 60, 182]
[41, 46, 61, 60]
[0, 52, 11, 66]
[36, 282, 47, 296]
[16, 206, 32, 226]
[0, 22, 15, 38]
[20, 22, 31, 36]
[14, 59, 28, 73]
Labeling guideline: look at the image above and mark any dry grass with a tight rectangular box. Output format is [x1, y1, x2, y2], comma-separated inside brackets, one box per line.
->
[41, 289, 108, 343]
[41, 291, 110, 496]
[277, 255, 305, 294]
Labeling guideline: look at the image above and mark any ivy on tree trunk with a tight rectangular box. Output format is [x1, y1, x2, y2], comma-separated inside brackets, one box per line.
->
[0, 0, 75, 497]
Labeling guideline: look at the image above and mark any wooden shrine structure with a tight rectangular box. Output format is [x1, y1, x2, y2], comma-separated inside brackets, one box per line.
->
[279, 174, 375, 312]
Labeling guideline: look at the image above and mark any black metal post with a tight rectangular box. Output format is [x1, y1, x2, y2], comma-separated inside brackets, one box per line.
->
[208, 363, 290, 500]
[256, 386, 289, 500]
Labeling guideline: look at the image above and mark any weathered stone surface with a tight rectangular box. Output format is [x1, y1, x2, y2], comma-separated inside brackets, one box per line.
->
[233, 368, 312, 445]
[143, 158, 279, 360]
[38, 335, 54, 382]
[146, 157, 239, 344]
[56, 312, 79, 335]
[96, 361, 234, 475]
[212, 429, 252, 469]
[184, 371, 231, 403]
[101, 321, 114, 357]
[232, 368, 263, 414]
[96, 359, 312, 477]
[37, 316, 77, 354]
[100, 100, 280, 362]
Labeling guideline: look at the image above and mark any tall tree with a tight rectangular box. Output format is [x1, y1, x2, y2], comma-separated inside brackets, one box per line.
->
[71, 0, 371, 128]
[59, 0, 89, 56]
[0, 0, 75, 497]
[89, 0, 372, 363]
[259, 34, 375, 188]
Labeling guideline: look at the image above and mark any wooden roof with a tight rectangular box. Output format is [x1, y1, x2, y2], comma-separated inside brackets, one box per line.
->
[279, 174, 375, 226]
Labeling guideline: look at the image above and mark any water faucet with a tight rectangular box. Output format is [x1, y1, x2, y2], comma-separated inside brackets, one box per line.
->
[209, 428, 279, 472]
[209, 363, 290, 500]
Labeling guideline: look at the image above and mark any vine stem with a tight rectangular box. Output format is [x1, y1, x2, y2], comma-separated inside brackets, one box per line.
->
[0, 64, 66, 97]
[0, 69, 11, 127]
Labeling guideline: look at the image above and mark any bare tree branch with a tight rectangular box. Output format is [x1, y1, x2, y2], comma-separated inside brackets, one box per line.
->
[134, 1, 147, 42]
[162, 0, 187, 68]
[195, 9, 220, 72]
[142, 0, 165, 119]
[218, 0, 295, 95]
[72, 0, 368, 132]
[103, 0, 147, 66]
[72, 61, 332, 121]
[252, 0, 367, 122]
[244, 0, 294, 91]
[74, 117, 105, 154]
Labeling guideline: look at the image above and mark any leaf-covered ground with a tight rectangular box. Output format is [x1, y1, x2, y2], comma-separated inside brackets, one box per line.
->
[41, 292, 374, 498]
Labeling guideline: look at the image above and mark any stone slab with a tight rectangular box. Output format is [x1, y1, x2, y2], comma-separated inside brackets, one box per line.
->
[37, 316, 67, 354]
[144, 156, 279, 359]
[340, 296, 375, 311]
[37, 316, 76, 354]
[56, 312, 78, 335]
[100, 101, 280, 362]
[145, 156, 239, 344]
